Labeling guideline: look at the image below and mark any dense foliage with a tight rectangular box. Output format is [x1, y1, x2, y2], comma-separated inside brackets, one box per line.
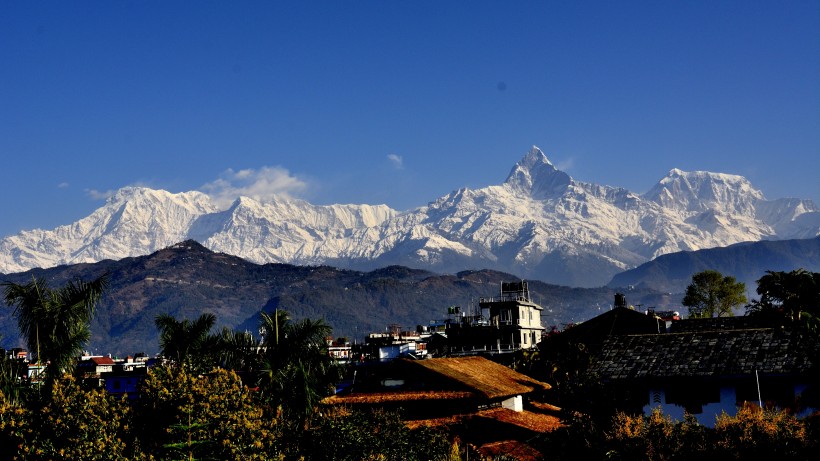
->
[682, 270, 747, 318]
[2, 274, 109, 384]
[539, 405, 818, 461]
[0, 369, 463, 460]
[746, 269, 820, 330]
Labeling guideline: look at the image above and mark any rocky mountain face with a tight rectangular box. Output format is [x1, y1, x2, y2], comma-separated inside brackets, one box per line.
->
[1, 147, 817, 287]
[0, 241, 664, 355]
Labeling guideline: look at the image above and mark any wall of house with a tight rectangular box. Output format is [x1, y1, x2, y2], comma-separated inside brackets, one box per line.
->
[643, 380, 816, 427]
[501, 394, 523, 412]
[644, 386, 737, 427]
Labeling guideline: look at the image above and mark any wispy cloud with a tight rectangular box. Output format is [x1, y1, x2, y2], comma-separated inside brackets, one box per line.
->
[555, 157, 575, 172]
[387, 154, 404, 169]
[200, 166, 308, 209]
[85, 189, 115, 200]
[57, 182, 70, 189]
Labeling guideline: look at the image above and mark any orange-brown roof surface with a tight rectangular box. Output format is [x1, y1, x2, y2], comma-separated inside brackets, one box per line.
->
[90, 356, 116, 365]
[323, 390, 474, 405]
[408, 356, 550, 399]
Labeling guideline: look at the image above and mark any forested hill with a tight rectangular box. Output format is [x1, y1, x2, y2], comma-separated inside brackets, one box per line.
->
[608, 236, 820, 294]
[0, 240, 664, 356]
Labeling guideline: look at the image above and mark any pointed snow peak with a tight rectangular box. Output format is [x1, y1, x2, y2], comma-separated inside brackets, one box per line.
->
[505, 146, 571, 199]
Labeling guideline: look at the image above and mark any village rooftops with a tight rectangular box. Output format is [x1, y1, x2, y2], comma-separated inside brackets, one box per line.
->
[410, 356, 549, 399]
[323, 356, 550, 407]
[591, 326, 819, 381]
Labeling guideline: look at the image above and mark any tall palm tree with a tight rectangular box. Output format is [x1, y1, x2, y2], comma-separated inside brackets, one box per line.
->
[154, 312, 218, 373]
[2, 274, 109, 383]
[256, 310, 338, 426]
[214, 326, 261, 372]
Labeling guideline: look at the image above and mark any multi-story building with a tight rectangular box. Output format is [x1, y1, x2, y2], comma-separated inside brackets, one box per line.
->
[445, 281, 545, 355]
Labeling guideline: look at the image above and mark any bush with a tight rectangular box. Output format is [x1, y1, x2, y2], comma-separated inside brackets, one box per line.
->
[0, 390, 30, 461]
[713, 403, 809, 460]
[301, 407, 453, 461]
[1, 375, 133, 461]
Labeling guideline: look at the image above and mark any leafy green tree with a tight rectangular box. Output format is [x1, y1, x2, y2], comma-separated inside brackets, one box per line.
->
[746, 269, 820, 329]
[155, 312, 219, 373]
[682, 270, 747, 318]
[2, 274, 109, 384]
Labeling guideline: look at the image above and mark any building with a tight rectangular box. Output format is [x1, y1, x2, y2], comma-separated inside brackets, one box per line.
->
[76, 354, 157, 399]
[536, 292, 820, 426]
[323, 356, 560, 460]
[445, 281, 546, 355]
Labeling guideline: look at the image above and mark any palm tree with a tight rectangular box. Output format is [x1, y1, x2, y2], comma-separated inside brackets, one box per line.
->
[257, 310, 338, 426]
[2, 274, 109, 384]
[214, 326, 261, 372]
[154, 312, 218, 373]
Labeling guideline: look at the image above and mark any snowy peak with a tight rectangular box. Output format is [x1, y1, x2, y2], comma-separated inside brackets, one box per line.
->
[504, 146, 572, 199]
[644, 168, 764, 214]
[0, 146, 817, 288]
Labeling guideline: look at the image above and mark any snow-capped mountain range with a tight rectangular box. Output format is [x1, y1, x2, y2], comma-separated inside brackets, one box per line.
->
[2, 147, 817, 287]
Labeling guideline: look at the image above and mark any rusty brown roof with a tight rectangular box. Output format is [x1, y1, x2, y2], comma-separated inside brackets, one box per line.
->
[407, 356, 550, 399]
[322, 390, 474, 405]
[90, 356, 116, 366]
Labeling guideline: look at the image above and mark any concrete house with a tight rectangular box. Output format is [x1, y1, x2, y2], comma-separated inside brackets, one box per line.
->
[445, 281, 546, 355]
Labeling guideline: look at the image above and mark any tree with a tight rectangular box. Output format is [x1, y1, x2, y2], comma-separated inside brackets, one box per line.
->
[213, 326, 261, 372]
[134, 366, 279, 460]
[154, 312, 219, 373]
[31, 375, 132, 460]
[302, 408, 454, 461]
[746, 269, 819, 326]
[682, 270, 747, 318]
[2, 274, 109, 384]
[256, 310, 339, 428]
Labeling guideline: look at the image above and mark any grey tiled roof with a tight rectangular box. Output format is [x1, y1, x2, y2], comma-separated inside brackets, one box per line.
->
[670, 316, 774, 333]
[590, 327, 818, 380]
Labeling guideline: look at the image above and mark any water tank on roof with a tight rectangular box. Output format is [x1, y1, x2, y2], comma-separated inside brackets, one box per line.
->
[615, 293, 627, 309]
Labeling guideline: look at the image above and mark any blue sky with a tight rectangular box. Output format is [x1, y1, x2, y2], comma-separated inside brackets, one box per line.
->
[1, 1, 818, 237]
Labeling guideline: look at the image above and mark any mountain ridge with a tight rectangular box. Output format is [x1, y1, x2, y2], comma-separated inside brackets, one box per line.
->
[1, 146, 817, 287]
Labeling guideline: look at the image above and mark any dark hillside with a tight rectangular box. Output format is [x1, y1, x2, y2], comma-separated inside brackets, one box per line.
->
[608, 237, 820, 293]
[1, 240, 663, 356]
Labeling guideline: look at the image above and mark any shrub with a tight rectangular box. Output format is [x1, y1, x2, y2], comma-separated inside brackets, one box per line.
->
[0, 390, 30, 461]
[713, 403, 809, 460]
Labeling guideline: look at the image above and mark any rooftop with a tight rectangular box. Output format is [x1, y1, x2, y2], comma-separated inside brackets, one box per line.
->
[591, 326, 819, 380]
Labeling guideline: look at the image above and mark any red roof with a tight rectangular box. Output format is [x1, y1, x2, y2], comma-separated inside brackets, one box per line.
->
[90, 356, 115, 365]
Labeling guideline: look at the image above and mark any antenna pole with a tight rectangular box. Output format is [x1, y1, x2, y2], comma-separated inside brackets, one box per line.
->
[756, 369, 762, 408]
